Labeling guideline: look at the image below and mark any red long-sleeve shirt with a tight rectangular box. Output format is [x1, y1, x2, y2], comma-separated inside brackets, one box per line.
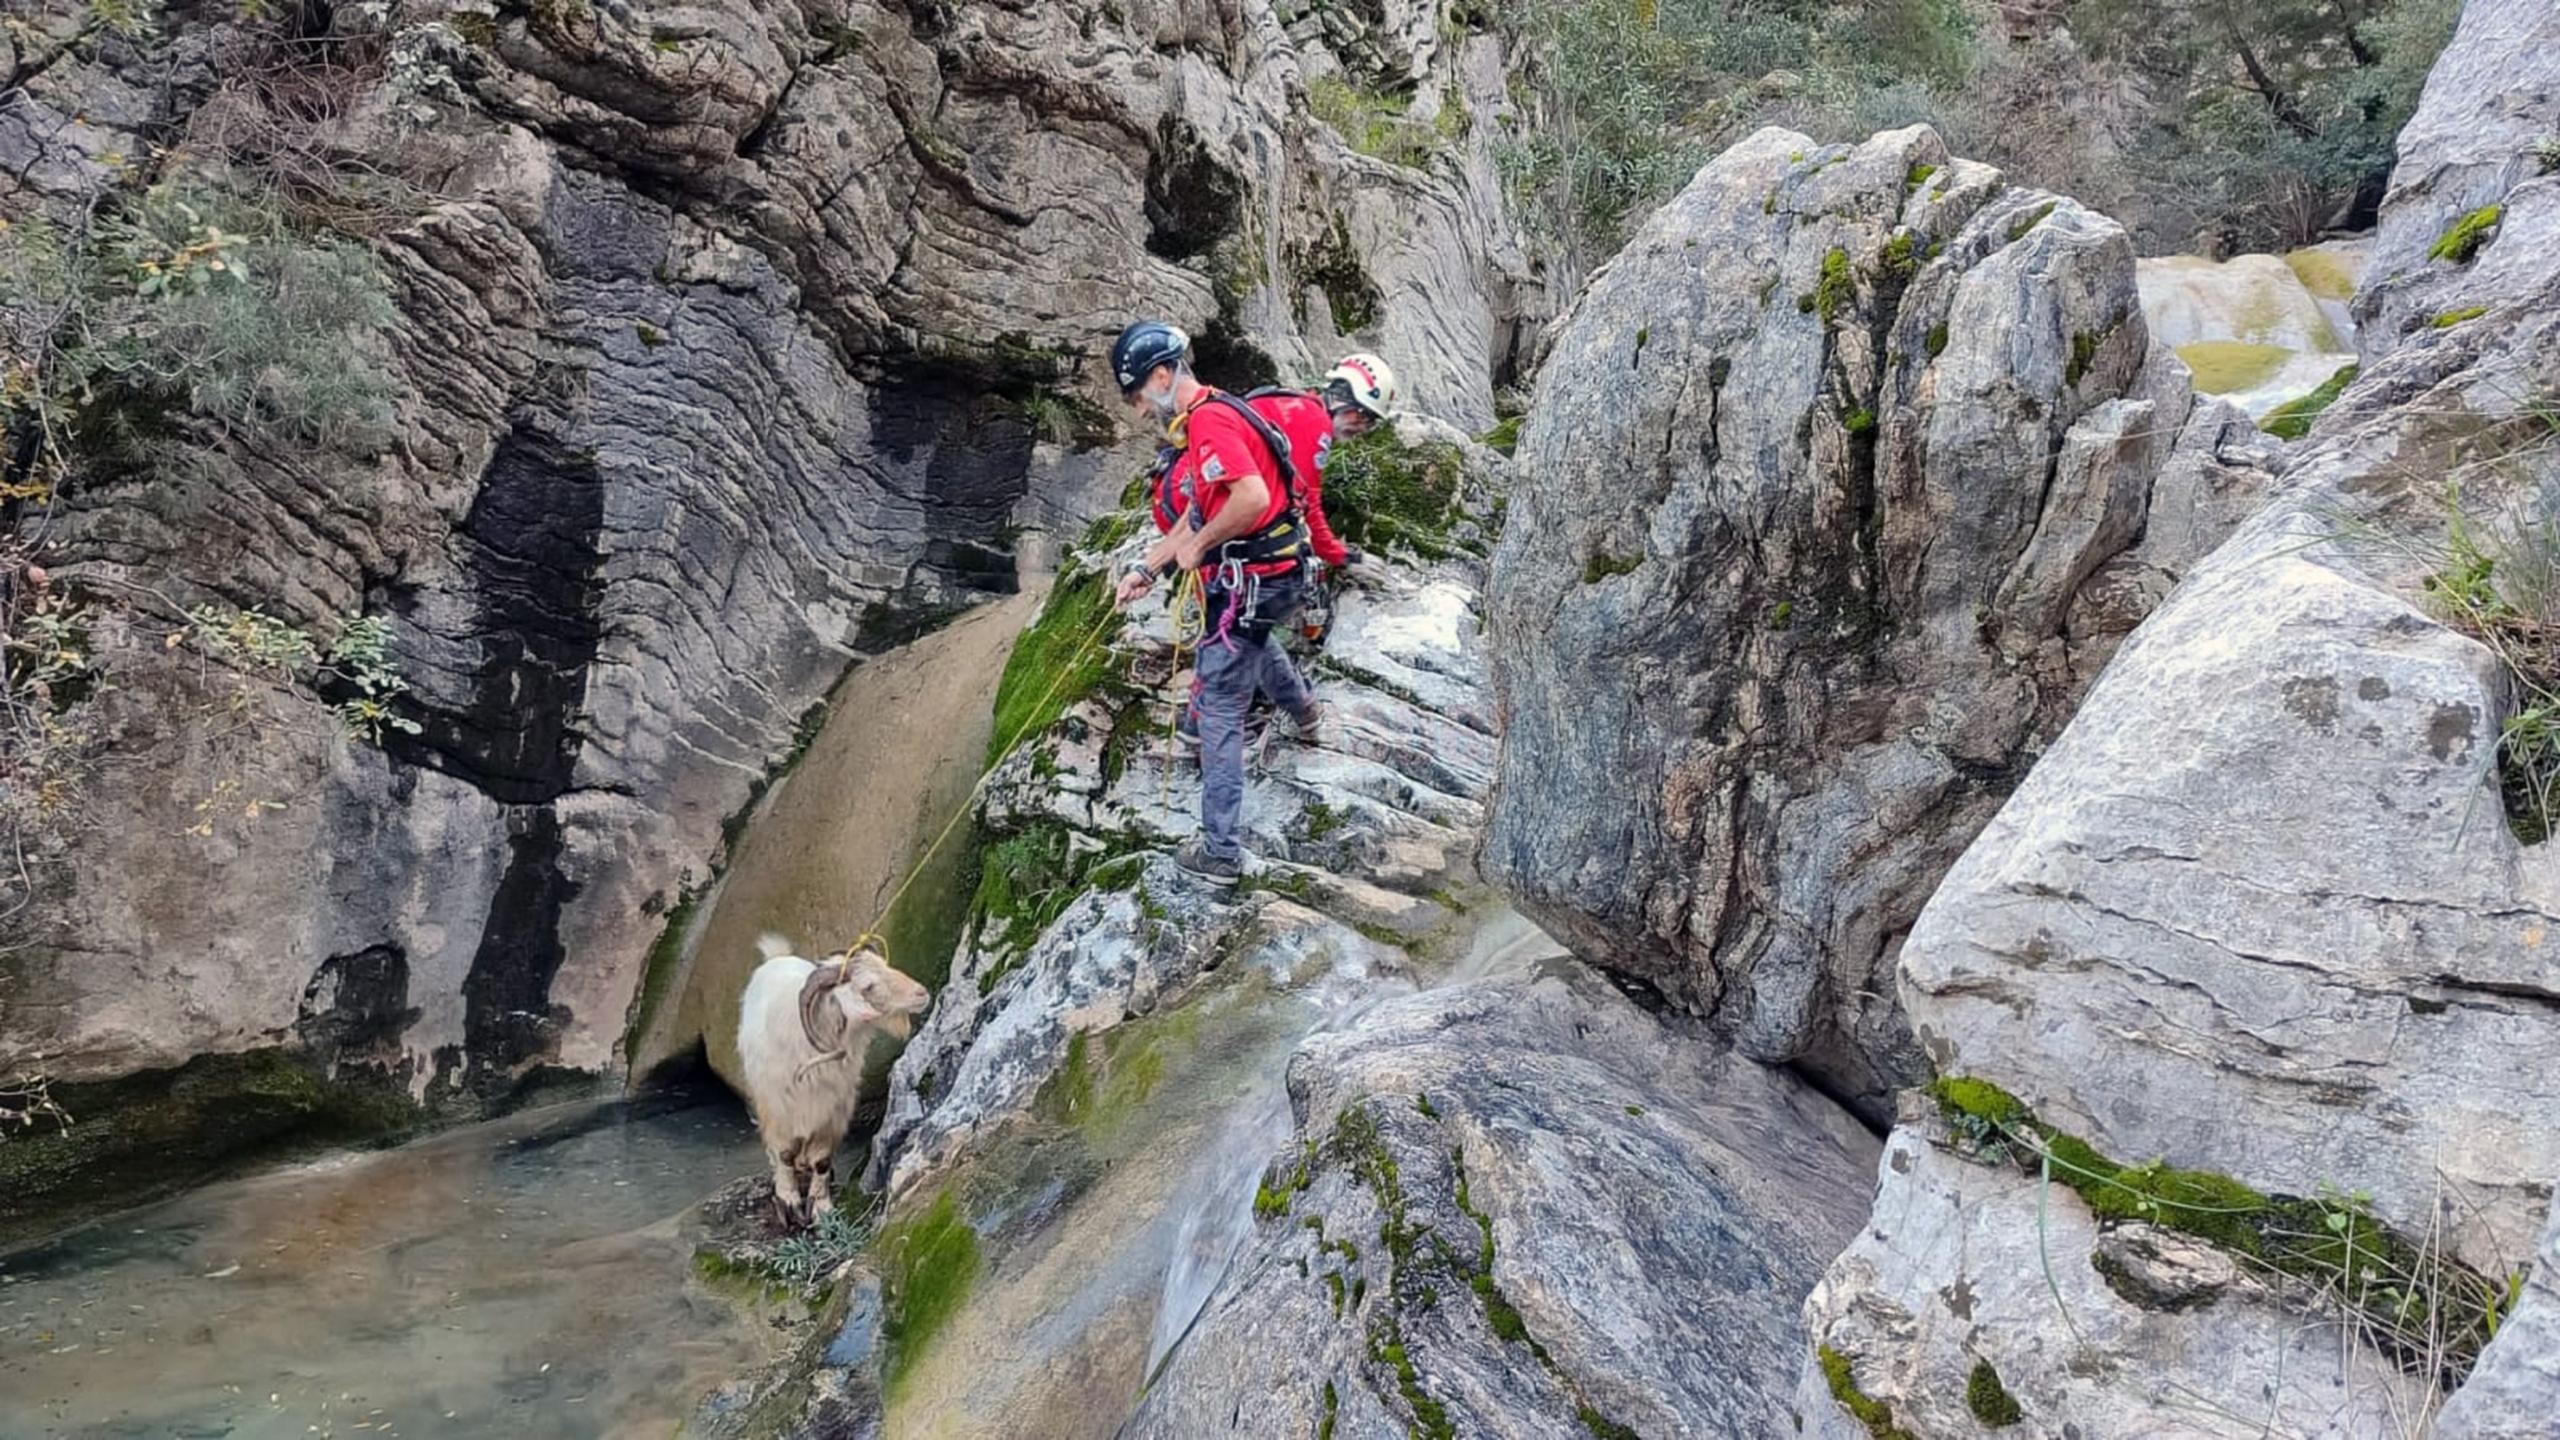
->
[1151, 389, 1350, 570]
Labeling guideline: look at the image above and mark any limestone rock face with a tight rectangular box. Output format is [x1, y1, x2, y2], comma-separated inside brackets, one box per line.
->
[1127, 962, 1881, 1440]
[0, 0, 1541, 1150]
[1482, 123, 2271, 1114]
[1798, 6, 2560, 1431]
[2353, 0, 2560, 358]
[2438, 1185, 2560, 1440]
[1798, 1115, 2433, 1440]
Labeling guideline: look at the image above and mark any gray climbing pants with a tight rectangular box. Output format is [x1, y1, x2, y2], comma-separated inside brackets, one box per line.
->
[1195, 577, 1312, 861]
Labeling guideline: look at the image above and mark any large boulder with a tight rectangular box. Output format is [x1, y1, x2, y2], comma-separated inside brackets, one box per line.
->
[1798, 1107, 2433, 1440]
[1484, 123, 2274, 1114]
[1127, 961, 1881, 1439]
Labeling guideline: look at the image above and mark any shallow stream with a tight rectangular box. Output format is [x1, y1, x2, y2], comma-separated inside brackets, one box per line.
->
[0, 1086, 771, 1439]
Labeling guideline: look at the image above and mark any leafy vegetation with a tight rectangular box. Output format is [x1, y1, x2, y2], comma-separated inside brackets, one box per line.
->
[1487, 0, 2457, 268]
[761, 1204, 879, 1294]
[1307, 74, 1441, 170]
[2415, 463, 2560, 843]
[3, 170, 415, 934]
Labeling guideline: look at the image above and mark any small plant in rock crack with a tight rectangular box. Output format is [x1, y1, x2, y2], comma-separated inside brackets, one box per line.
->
[2312, 395, 2560, 843]
[764, 1203, 879, 1293]
[179, 607, 424, 745]
[2416, 458, 2560, 842]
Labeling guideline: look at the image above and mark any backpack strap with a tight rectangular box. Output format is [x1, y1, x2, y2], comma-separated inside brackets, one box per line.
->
[1202, 391, 1307, 511]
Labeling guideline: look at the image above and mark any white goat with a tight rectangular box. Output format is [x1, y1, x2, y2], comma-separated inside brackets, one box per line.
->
[736, 934, 932, 1227]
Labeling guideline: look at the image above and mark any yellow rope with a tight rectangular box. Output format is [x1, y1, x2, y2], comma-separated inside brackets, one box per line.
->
[1156, 569, 1208, 810]
[831, 588, 1131, 974]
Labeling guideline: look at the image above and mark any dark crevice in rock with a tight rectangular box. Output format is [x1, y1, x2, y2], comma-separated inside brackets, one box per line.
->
[2430, 974, 2560, 1016]
[1143, 113, 1248, 261]
[458, 804, 580, 1094]
[383, 416, 606, 805]
[0, 1049, 425, 1253]
[294, 944, 419, 1068]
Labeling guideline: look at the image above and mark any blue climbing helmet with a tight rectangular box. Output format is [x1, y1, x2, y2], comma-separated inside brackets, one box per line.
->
[1111, 320, 1191, 394]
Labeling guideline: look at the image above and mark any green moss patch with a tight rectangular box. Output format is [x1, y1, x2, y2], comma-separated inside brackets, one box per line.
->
[1476, 414, 1522, 455]
[1966, 1359, 2022, 1426]
[2065, 330, 2099, 388]
[2282, 247, 2358, 301]
[2175, 340, 2291, 395]
[1321, 424, 1473, 559]
[2260, 362, 2360, 442]
[876, 1186, 981, 1391]
[1927, 1076, 2498, 1381]
[1924, 321, 1949, 359]
[1813, 247, 1853, 325]
[1818, 1345, 1915, 1440]
[1903, 163, 1938, 195]
[2006, 200, 2057, 244]
[2431, 306, 2488, 329]
[623, 879, 706, 1060]
[1581, 551, 1642, 584]
[2428, 205, 2502, 264]
[986, 567, 1120, 767]
[1031, 1003, 1200, 1144]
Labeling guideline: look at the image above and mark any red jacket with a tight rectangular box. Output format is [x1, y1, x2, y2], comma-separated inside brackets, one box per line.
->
[1152, 389, 1350, 571]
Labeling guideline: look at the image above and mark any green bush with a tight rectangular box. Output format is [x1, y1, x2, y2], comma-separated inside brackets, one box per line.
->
[67, 180, 396, 451]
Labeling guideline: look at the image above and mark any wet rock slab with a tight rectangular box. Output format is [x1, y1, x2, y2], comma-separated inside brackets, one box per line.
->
[1127, 960, 1880, 1439]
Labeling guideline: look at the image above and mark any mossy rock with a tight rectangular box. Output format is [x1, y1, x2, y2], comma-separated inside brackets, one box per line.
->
[2282, 247, 2359, 302]
[875, 1187, 981, 1393]
[2174, 340, 2291, 395]
[1319, 423, 1474, 560]
[1925, 1075, 2498, 1380]
[0, 1049, 424, 1246]
[986, 565, 1122, 767]
[2428, 205, 2502, 264]
[2260, 363, 2359, 442]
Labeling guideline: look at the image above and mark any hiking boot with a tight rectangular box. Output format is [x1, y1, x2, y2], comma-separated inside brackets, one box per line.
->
[1286, 701, 1324, 748]
[1174, 839, 1245, 886]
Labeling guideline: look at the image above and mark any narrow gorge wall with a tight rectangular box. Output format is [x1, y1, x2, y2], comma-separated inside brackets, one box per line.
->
[0, 0, 1542, 1217]
[1483, 122, 2278, 1115]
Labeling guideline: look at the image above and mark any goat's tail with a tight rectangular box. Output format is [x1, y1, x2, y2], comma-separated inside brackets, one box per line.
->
[756, 932, 797, 962]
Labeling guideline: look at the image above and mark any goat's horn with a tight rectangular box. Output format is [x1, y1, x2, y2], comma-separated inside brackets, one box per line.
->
[798, 965, 849, 1055]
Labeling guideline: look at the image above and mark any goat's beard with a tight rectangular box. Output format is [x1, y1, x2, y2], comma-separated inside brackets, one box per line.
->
[873, 1010, 914, 1041]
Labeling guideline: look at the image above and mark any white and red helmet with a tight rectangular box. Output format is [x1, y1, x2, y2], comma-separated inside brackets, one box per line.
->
[1322, 352, 1400, 419]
